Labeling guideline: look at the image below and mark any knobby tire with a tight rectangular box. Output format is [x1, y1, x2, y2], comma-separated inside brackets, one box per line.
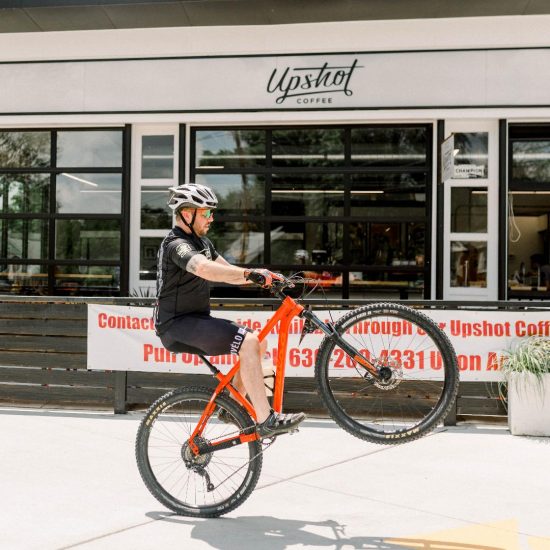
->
[315, 303, 459, 444]
[135, 386, 262, 517]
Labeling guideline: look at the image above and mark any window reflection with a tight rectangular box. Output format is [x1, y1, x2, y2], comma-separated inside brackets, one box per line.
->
[141, 187, 172, 229]
[208, 221, 264, 264]
[349, 222, 425, 267]
[56, 173, 122, 214]
[512, 141, 550, 184]
[0, 174, 49, 214]
[349, 270, 424, 299]
[0, 218, 48, 260]
[54, 265, 120, 296]
[195, 174, 265, 216]
[0, 263, 47, 295]
[57, 131, 123, 168]
[141, 135, 174, 179]
[0, 128, 124, 297]
[195, 130, 266, 169]
[55, 219, 120, 260]
[0, 132, 50, 168]
[450, 241, 487, 288]
[451, 187, 488, 233]
[351, 127, 427, 167]
[452, 133, 488, 179]
[272, 129, 345, 168]
[270, 222, 343, 265]
[272, 174, 344, 216]
[139, 237, 163, 281]
[192, 124, 431, 300]
[350, 173, 426, 218]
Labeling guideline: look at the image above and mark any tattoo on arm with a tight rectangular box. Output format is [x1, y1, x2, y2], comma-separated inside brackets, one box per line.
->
[186, 254, 204, 275]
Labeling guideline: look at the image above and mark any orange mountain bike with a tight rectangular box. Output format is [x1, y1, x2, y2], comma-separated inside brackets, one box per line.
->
[135, 275, 459, 517]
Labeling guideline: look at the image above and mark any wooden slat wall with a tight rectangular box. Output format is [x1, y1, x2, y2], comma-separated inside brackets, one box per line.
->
[0, 301, 110, 407]
[0, 299, 507, 422]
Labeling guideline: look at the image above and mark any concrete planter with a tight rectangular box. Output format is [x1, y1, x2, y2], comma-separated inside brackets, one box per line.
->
[508, 373, 550, 436]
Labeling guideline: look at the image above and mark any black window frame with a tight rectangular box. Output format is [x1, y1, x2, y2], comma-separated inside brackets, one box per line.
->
[191, 123, 433, 299]
[506, 123, 550, 300]
[0, 126, 130, 296]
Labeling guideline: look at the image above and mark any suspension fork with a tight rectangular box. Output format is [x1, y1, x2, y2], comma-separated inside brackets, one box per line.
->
[301, 309, 381, 379]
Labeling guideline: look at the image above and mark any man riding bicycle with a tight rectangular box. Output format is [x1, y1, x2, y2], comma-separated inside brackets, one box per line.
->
[154, 182, 306, 438]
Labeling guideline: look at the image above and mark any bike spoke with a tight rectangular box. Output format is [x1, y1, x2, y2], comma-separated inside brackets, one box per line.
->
[316, 304, 458, 443]
[136, 388, 263, 516]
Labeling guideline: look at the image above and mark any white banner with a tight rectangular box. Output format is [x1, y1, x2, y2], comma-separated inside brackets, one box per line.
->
[87, 304, 550, 381]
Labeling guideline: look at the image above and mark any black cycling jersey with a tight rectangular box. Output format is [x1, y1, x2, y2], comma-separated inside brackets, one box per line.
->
[154, 226, 219, 334]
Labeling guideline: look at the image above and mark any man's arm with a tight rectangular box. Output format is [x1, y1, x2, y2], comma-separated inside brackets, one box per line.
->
[215, 255, 232, 267]
[187, 254, 247, 284]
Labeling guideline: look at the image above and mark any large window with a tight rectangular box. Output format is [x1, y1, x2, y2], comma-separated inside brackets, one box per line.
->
[508, 125, 550, 299]
[192, 125, 432, 299]
[0, 128, 127, 296]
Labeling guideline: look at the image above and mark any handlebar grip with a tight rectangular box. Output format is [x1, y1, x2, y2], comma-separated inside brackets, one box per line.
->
[245, 269, 269, 287]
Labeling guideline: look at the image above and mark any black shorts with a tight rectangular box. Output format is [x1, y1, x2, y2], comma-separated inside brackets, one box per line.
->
[159, 313, 252, 356]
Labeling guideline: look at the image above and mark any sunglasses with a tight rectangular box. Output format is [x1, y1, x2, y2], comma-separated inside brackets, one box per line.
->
[198, 209, 213, 219]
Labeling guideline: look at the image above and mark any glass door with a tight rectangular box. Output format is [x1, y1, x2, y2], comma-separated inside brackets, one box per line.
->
[443, 120, 499, 300]
[129, 124, 178, 295]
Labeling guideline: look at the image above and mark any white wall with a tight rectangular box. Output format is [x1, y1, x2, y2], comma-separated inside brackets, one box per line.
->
[1, 15, 550, 62]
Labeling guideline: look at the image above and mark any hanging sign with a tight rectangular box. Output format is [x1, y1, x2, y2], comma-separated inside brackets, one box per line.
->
[441, 134, 454, 182]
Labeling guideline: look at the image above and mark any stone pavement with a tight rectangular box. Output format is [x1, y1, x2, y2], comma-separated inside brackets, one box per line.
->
[1, 407, 549, 550]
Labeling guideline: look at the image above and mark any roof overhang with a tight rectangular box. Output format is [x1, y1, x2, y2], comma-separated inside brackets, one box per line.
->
[1, 0, 550, 33]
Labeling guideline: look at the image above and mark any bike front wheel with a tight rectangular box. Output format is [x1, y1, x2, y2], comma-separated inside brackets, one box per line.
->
[135, 386, 262, 517]
[315, 303, 459, 444]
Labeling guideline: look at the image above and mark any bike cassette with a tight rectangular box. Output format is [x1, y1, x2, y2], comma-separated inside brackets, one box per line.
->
[181, 436, 212, 470]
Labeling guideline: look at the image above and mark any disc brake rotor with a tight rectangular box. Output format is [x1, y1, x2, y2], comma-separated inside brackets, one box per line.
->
[371, 357, 403, 390]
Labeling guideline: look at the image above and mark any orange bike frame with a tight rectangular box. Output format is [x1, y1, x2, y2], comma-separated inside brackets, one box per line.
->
[188, 295, 304, 451]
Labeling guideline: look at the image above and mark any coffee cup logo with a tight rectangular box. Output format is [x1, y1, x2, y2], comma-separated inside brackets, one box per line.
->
[267, 59, 362, 104]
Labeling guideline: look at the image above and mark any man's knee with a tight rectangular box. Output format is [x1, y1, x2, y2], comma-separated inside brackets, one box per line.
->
[240, 332, 260, 356]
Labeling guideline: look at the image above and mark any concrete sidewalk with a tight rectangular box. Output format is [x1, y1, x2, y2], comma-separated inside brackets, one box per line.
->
[1, 407, 549, 550]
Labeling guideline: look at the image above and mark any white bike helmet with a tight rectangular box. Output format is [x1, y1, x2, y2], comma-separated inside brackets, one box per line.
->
[167, 182, 218, 211]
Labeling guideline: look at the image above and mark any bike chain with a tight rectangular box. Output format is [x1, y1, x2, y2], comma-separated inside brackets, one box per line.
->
[199, 425, 277, 492]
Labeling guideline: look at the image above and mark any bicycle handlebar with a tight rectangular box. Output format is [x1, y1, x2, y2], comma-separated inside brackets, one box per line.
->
[268, 273, 323, 300]
[247, 270, 327, 301]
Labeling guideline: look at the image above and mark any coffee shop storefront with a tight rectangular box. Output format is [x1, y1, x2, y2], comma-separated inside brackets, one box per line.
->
[1, 21, 550, 304]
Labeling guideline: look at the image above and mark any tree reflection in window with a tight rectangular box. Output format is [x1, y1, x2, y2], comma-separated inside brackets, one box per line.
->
[512, 141, 550, 184]
[0, 132, 50, 168]
[195, 130, 266, 169]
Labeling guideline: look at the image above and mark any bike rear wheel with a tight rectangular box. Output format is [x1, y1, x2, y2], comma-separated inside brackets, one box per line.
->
[135, 386, 262, 517]
[315, 303, 459, 444]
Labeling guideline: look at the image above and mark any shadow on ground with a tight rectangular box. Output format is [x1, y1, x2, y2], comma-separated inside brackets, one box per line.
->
[146, 511, 504, 550]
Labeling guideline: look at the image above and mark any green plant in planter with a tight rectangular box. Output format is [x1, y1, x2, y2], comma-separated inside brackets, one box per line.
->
[500, 335, 550, 436]
[498, 335, 550, 406]
[501, 336, 550, 378]
[501, 335, 550, 380]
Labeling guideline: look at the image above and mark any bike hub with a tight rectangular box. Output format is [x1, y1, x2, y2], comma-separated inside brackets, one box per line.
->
[372, 358, 403, 390]
[181, 436, 212, 470]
